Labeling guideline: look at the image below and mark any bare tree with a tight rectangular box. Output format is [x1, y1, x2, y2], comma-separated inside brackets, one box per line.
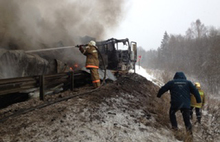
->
[186, 19, 207, 39]
[141, 20, 220, 96]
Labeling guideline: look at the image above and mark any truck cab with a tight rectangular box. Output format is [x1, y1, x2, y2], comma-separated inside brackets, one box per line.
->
[96, 38, 137, 73]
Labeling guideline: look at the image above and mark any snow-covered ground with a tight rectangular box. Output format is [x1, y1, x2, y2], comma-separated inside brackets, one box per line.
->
[130, 65, 164, 87]
[131, 65, 220, 142]
[1, 66, 219, 142]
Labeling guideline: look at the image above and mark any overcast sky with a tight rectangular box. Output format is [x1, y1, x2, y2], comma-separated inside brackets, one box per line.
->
[110, 0, 220, 51]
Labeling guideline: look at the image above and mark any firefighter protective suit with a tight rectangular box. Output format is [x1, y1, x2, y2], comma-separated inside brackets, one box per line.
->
[79, 41, 100, 88]
[190, 82, 205, 123]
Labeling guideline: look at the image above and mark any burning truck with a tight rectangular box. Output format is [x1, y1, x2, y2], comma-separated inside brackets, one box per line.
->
[0, 38, 137, 107]
[0, 38, 137, 79]
[0, 49, 70, 79]
[96, 38, 137, 74]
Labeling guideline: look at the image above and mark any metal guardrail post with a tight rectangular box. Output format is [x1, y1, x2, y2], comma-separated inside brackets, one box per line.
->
[40, 75, 45, 100]
[0, 72, 75, 100]
[70, 72, 74, 91]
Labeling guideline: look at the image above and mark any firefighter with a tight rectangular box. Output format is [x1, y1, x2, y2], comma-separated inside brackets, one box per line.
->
[157, 72, 201, 135]
[190, 82, 205, 124]
[79, 40, 100, 88]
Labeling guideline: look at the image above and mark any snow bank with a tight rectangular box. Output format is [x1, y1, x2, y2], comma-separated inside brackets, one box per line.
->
[130, 65, 163, 86]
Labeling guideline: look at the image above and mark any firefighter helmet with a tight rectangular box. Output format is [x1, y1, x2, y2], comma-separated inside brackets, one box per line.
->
[88, 40, 96, 46]
[195, 82, 201, 88]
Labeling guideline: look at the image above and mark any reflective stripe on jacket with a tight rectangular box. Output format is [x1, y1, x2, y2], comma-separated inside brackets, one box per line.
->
[92, 80, 100, 83]
[83, 45, 99, 69]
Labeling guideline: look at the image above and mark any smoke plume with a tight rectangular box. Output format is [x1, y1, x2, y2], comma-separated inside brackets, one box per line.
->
[0, 0, 126, 50]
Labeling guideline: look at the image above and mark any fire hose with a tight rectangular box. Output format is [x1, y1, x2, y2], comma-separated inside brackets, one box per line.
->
[0, 45, 107, 123]
[26, 44, 107, 87]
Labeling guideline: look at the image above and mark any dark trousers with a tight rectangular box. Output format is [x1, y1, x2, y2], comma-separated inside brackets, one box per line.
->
[190, 107, 201, 121]
[169, 107, 192, 132]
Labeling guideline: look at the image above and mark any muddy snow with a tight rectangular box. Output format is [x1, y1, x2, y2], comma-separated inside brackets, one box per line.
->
[0, 70, 219, 142]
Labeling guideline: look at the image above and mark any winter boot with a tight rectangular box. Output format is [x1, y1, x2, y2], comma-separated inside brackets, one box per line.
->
[93, 82, 100, 88]
[197, 117, 201, 124]
[172, 126, 178, 130]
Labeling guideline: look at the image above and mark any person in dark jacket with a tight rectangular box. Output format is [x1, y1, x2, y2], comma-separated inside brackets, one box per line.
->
[157, 72, 201, 134]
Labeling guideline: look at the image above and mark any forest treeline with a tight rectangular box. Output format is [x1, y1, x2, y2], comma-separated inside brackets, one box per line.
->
[138, 19, 220, 95]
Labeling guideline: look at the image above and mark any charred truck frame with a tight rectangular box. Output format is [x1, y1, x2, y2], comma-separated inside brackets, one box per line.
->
[0, 38, 138, 107]
[96, 38, 137, 74]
